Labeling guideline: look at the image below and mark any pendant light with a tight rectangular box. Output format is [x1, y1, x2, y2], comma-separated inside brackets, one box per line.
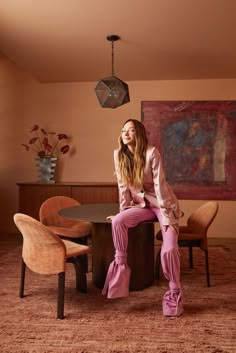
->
[95, 35, 130, 109]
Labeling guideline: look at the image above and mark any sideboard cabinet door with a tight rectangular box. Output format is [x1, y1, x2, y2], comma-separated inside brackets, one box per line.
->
[17, 184, 72, 219]
[71, 185, 118, 204]
[17, 182, 118, 220]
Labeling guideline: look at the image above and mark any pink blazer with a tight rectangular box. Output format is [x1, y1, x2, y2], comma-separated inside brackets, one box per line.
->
[114, 145, 181, 225]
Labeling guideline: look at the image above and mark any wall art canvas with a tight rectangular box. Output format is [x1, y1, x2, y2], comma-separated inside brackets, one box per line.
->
[141, 101, 236, 200]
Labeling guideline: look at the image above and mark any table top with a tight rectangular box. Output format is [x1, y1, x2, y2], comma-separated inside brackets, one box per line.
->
[59, 203, 120, 223]
[59, 203, 158, 224]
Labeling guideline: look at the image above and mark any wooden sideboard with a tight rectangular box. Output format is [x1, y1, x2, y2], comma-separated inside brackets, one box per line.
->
[17, 182, 119, 220]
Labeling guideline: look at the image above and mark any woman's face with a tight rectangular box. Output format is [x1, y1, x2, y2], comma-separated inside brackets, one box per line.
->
[121, 121, 136, 149]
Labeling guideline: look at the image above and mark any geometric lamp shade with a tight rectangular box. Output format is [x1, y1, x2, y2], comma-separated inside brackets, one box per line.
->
[95, 75, 130, 109]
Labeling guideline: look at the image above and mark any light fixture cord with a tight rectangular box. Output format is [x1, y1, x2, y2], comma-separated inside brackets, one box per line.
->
[111, 40, 115, 76]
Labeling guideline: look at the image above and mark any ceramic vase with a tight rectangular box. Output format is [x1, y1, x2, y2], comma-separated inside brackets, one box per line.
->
[35, 157, 57, 183]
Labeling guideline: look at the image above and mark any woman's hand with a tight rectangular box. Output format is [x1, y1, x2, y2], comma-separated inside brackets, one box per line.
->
[106, 215, 115, 221]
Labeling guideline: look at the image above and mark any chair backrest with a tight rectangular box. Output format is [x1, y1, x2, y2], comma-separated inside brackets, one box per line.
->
[187, 201, 219, 236]
[39, 196, 80, 228]
[14, 213, 66, 275]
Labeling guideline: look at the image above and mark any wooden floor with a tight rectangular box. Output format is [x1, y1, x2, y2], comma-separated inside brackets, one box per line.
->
[1, 232, 236, 261]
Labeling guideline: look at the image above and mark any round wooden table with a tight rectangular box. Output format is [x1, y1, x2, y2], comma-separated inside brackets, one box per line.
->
[59, 203, 157, 291]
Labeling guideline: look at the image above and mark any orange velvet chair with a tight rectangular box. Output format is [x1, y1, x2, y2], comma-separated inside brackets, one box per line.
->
[14, 213, 91, 319]
[39, 196, 92, 240]
[155, 201, 219, 287]
[39, 196, 92, 271]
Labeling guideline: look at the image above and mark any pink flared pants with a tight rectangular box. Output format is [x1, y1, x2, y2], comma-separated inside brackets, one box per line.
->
[102, 206, 181, 299]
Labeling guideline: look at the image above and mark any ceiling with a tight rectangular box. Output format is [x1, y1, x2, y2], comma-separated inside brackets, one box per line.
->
[1, 0, 236, 83]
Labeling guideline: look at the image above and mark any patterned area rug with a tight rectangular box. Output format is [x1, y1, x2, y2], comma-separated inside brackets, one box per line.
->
[0, 245, 235, 353]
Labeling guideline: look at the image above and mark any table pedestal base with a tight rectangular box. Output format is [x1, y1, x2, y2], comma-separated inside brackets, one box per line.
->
[92, 222, 155, 291]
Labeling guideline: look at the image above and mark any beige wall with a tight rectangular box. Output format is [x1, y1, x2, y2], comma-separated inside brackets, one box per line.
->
[0, 54, 235, 237]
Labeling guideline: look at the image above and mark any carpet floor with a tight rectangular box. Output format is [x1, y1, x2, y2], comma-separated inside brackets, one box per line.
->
[0, 245, 235, 353]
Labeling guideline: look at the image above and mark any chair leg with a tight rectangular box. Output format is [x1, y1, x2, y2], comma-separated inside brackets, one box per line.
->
[204, 250, 211, 287]
[189, 246, 193, 268]
[68, 257, 87, 293]
[57, 272, 65, 319]
[78, 237, 89, 273]
[68, 236, 89, 273]
[78, 254, 88, 274]
[155, 248, 161, 280]
[19, 259, 26, 298]
[74, 257, 87, 293]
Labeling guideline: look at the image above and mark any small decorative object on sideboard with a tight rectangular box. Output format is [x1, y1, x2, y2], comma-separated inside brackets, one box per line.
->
[22, 124, 70, 183]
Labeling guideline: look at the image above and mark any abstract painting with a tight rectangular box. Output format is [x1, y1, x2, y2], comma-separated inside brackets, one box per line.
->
[141, 101, 236, 200]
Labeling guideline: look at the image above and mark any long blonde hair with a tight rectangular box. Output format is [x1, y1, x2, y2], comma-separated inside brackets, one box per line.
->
[117, 119, 148, 186]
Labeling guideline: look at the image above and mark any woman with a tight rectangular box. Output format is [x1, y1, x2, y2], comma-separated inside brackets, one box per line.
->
[102, 119, 183, 317]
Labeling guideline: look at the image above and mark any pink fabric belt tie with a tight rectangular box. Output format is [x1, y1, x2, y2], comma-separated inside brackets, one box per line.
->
[102, 250, 131, 298]
[114, 250, 127, 264]
[169, 281, 181, 291]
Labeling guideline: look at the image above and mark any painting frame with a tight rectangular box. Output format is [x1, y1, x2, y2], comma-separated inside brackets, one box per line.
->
[141, 101, 236, 200]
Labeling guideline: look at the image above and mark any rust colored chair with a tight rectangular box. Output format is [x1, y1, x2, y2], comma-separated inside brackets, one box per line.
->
[155, 201, 219, 287]
[39, 196, 92, 271]
[39, 196, 92, 240]
[14, 213, 91, 319]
